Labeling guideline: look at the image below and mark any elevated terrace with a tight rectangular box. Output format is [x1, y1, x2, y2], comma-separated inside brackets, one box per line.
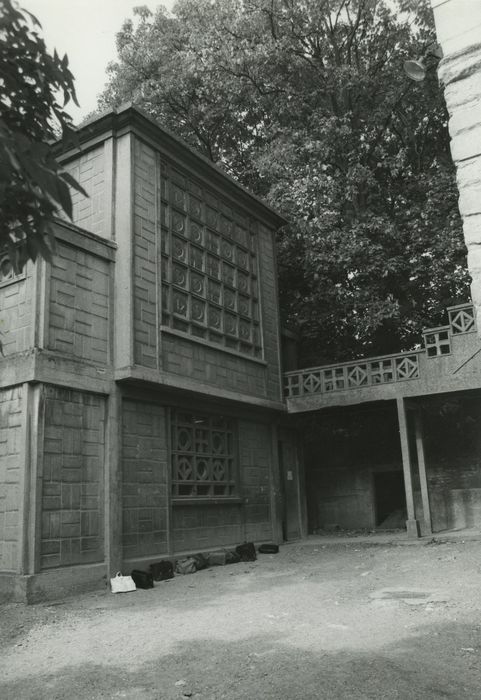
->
[285, 303, 481, 413]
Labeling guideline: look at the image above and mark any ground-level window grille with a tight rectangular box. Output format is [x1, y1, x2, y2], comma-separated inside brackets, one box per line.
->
[171, 411, 236, 498]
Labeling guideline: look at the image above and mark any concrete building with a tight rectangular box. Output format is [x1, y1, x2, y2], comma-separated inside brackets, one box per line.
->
[2, 92, 481, 603]
[0, 106, 302, 602]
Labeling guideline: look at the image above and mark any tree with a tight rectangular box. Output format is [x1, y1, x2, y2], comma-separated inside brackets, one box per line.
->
[0, 0, 86, 272]
[100, 0, 470, 366]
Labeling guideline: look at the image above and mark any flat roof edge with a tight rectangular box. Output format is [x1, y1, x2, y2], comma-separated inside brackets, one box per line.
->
[56, 103, 288, 229]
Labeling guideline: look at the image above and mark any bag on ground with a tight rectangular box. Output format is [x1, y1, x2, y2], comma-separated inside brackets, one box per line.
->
[192, 553, 209, 571]
[235, 542, 257, 562]
[110, 572, 136, 594]
[175, 557, 197, 575]
[207, 551, 226, 566]
[131, 569, 154, 589]
[225, 549, 241, 565]
[258, 543, 279, 554]
[150, 560, 174, 581]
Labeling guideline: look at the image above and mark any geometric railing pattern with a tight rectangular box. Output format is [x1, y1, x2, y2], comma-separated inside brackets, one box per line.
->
[284, 352, 420, 398]
[284, 303, 477, 399]
[448, 304, 476, 334]
[423, 327, 451, 357]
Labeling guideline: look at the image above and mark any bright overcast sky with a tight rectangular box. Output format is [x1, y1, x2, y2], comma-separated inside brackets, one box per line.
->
[24, 0, 176, 124]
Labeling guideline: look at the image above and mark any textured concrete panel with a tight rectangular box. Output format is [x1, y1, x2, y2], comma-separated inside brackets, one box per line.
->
[0, 386, 23, 572]
[64, 145, 106, 237]
[121, 400, 168, 558]
[48, 242, 110, 364]
[133, 140, 159, 368]
[41, 387, 105, 569]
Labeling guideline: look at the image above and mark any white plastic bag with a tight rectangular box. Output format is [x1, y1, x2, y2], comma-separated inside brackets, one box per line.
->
[110, 572, 136, 593]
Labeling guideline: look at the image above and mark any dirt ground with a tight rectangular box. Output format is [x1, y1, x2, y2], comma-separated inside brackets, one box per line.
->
[1, 537, 481, 699]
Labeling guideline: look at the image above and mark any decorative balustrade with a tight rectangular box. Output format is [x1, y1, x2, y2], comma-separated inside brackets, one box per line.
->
[448, 304, 476, 334]
[423, 326, 451, 357]
[284, 352, 420, 398]
[284, 304, 478, 399]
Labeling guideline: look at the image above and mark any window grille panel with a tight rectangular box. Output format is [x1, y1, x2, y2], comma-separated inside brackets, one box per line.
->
[171, 411, 236, 498]
[160, 174, 263, 358]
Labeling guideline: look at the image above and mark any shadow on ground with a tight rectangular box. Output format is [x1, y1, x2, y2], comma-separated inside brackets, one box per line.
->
[2, 620, 480, 700]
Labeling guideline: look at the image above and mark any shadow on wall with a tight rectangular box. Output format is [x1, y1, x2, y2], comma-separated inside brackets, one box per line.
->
[1, 621, 480, 699]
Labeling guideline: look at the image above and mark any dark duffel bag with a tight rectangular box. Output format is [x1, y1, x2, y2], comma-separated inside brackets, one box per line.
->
[258, 543, 279, 554]
[149, 560, 174, 581]
[235, 542, 257, 562]
[131, 569, 154, 589]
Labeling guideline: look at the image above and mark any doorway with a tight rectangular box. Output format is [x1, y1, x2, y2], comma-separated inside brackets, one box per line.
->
[373, 471, 406, 528]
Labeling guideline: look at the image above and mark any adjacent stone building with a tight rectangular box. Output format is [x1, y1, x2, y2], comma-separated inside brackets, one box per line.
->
[0, 105, 303, 602]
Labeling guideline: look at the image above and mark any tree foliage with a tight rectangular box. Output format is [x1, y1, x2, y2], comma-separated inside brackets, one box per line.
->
[100, 0, 469, 365]
[0, 0, 85, 272]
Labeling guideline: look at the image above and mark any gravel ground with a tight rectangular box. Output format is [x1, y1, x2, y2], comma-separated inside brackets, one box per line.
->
[1, 538, 481, 699]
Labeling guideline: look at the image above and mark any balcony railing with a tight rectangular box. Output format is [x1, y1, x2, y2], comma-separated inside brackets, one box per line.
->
[284, 303, 477, 399]
[284, 351, 421, 398]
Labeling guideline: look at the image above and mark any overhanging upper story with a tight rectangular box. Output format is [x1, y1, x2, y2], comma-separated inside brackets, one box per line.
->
[0, 105, 287, 412]
[285, 303, 481, 413]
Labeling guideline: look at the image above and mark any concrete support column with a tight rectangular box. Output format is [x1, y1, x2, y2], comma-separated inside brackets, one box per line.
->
[414, 411, 433, 535]
[105, 386, 122, 577]
[396, 397, 420, 538]
[431, 1, 481, 324]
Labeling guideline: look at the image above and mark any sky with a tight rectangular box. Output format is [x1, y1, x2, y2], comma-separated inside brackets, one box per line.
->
[24, 0, 176, 124]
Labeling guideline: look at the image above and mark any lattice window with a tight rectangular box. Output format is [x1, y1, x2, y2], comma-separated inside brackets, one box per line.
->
[161, 171, 263, 358]
[171, 411, 237, 498]
[424, 329, 451, 357]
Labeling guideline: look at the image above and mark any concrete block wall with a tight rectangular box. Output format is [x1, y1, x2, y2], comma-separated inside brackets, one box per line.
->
[0, 386, 23, 572]
[64, 144, 107, 238]
[121, 400, 168, 560]
[130, 134, 282, 402]
[41, 386, 105, 569]
[425, 455, 481, 531]
[257, 224, 283, 401]
[239, 420, 273, 542]
[48, 241, 110, 364]
[171, 420, 273, 551]
[0, 269, 33, 356]
[161, 334, 267, 397]
[172, 503, 243, 553]
[132, 139, 159, 369]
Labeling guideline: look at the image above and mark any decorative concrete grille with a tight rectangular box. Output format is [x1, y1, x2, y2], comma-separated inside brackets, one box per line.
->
[424, 328, 451, 357]
[284, 353, 420, 398]
[171, 411, 236, 498]
[448, 305, 476, 334]
[161, 174, 262, 358]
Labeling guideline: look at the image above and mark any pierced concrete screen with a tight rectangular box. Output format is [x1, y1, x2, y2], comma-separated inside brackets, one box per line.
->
[160, 169, 262, 358]
[171, 411, 236, 498]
